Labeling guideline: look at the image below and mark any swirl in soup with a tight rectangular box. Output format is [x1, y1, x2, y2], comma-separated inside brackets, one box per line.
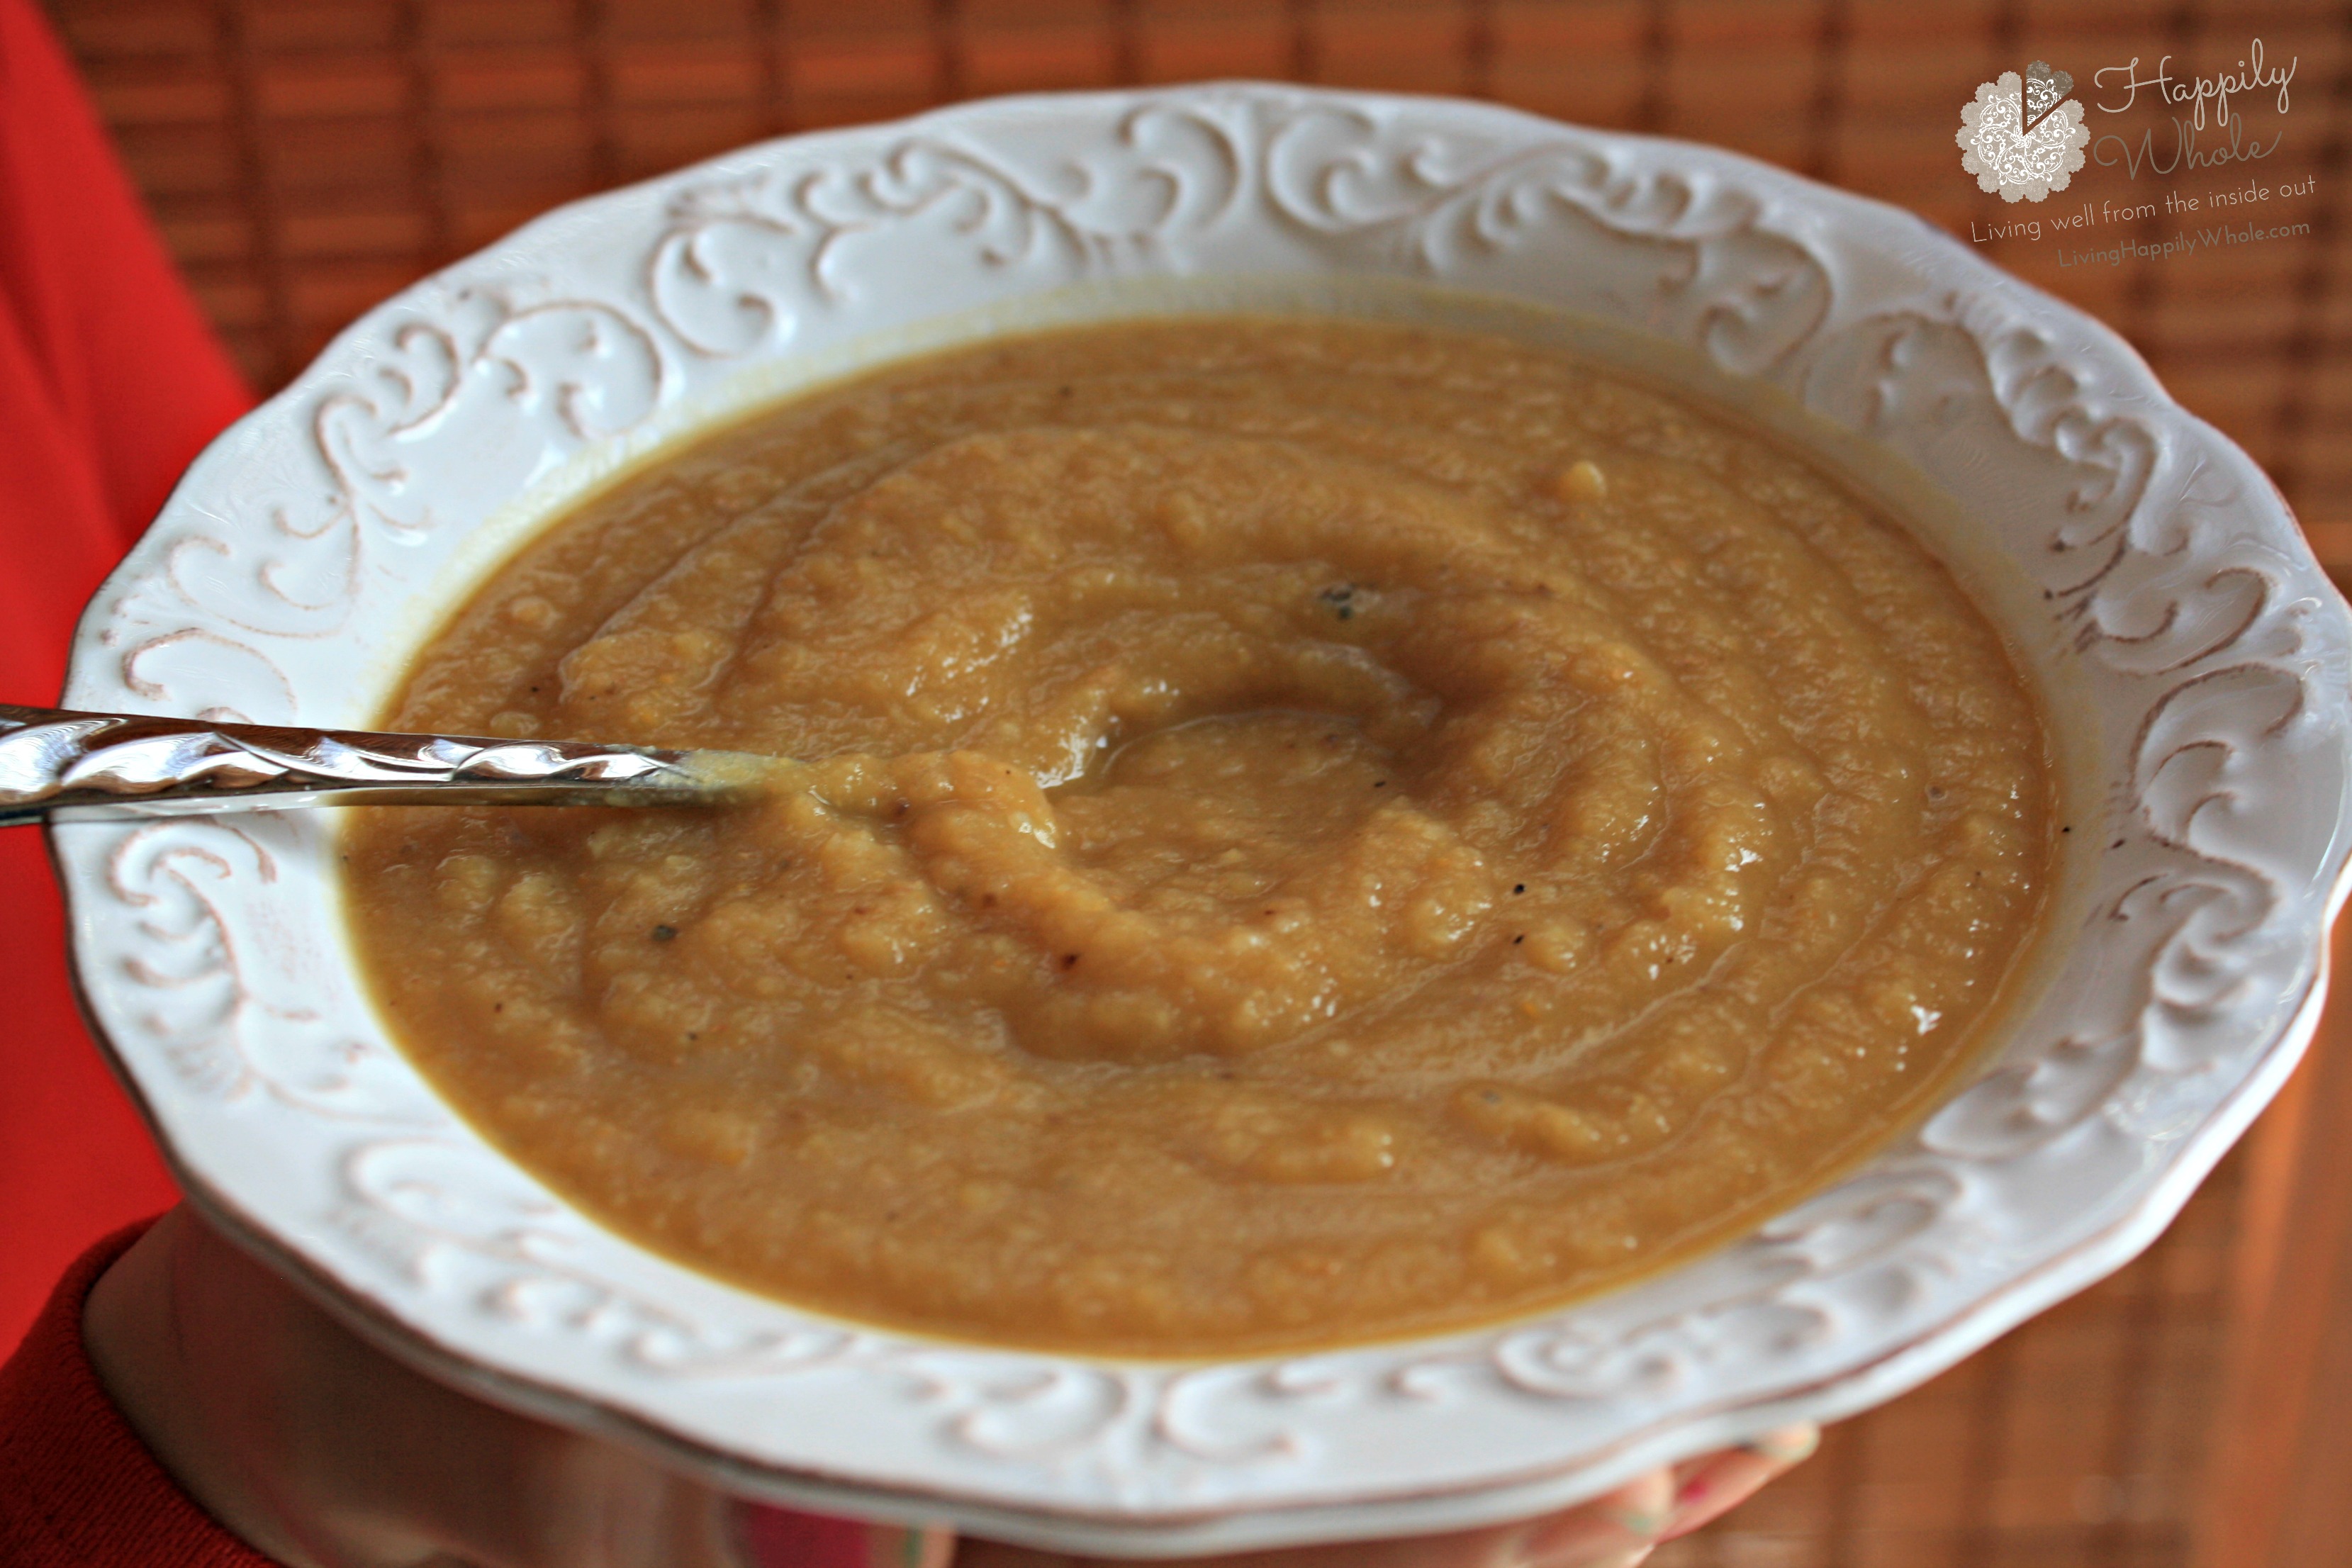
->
[346, 318, 2051, 1355]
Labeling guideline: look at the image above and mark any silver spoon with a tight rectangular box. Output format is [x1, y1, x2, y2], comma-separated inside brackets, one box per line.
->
[0, 703, 773, 827]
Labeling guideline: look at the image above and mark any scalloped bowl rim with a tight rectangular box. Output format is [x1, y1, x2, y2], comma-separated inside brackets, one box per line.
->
[52, 84, 2352, 1555]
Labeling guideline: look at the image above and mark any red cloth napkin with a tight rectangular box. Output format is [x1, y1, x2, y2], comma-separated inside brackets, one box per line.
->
[0, 1223, 273, 1568]
[0, 1226, 887, 1567]
[0, 0, 252, 1356]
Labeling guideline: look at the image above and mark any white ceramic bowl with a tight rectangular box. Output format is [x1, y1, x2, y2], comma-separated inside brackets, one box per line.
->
[58, 84, 2352, 1555]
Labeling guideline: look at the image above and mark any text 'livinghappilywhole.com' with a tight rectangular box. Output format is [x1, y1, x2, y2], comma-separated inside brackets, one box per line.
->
[2049, 218, 2314, 267]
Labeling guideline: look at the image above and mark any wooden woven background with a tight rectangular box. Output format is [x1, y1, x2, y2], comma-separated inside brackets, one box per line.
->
[40, 1, 2352, 1563]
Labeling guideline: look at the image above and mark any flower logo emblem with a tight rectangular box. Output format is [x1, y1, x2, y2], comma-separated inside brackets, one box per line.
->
[1958, 63, 2090, 203]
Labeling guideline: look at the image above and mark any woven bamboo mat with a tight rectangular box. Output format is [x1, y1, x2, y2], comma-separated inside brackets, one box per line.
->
[43, 2, 2345, 1562]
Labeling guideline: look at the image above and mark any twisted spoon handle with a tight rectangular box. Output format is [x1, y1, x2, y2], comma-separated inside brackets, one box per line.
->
[0, 704, 765, 827]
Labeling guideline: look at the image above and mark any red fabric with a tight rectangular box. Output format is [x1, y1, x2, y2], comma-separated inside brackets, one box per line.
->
[0, 1235, 882, 1568]
[0, 0, 253, 1357]
[735, 1506, 886, 1568]
[0, 1221, 274, 1568]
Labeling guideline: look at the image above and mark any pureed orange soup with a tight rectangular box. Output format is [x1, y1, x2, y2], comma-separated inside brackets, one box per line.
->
[345, 318, 2051, 1355]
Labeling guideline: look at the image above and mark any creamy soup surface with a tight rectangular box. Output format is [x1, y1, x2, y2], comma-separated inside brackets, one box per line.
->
[345, 318, 2051, 1355]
